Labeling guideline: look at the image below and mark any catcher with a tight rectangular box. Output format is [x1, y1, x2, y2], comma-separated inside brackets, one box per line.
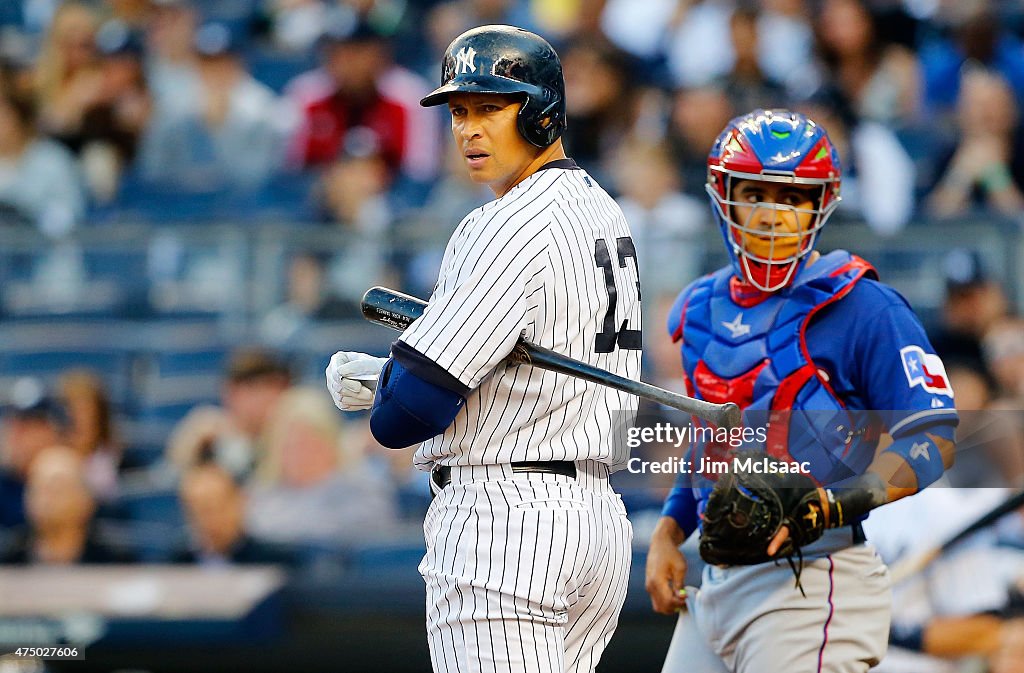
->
[645, 109, 959, 673]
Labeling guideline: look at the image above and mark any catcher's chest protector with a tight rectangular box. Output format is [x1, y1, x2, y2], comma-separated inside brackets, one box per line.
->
[677, 251, 878, 484]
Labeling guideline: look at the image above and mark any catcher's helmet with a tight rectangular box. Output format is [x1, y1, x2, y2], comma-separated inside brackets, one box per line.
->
[420, 25, 566, 148]
[707, 109, 842, 292]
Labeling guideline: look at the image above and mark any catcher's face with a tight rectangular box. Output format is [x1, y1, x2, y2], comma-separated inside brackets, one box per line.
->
[448, 92, 539, 196]
[729, 179, 819, 261]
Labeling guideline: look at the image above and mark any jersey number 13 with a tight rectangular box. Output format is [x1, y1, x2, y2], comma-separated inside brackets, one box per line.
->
[594, 237, 642, 353]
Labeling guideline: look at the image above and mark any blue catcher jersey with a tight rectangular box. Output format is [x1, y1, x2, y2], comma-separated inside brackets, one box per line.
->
[666, 251, 958, 512]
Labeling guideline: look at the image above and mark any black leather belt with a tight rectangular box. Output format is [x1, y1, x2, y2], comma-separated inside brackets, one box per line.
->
[431, 460, 577, 493]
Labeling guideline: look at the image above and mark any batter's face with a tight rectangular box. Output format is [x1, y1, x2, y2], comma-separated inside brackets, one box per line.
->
[448, 92, 540, 196]
[729, 179, 819, 260]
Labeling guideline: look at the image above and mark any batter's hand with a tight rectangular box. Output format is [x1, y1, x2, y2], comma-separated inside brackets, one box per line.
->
[326, 351, 388, 411]
[645, 517, 689, 615]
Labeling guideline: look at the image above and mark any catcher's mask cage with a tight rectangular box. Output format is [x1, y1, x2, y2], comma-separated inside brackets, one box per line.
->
[420, 24, 567, 148]
[707, 110, 842, 293]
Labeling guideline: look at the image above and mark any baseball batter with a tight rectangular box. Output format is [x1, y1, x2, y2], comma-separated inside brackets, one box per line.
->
[326, 26, 640, 673]
[643, 110, 960, 673]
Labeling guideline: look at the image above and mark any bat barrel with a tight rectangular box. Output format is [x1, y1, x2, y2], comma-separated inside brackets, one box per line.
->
[361, 286, 426, 331]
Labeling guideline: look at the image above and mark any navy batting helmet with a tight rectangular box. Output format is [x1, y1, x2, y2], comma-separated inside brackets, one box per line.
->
[420, 25, 566, 148]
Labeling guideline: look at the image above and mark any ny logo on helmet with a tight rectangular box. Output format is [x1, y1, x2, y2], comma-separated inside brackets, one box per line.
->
[454, 46, 477, 75]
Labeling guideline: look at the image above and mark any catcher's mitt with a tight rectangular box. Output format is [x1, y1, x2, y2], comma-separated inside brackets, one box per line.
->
[699, 452, 830, 568]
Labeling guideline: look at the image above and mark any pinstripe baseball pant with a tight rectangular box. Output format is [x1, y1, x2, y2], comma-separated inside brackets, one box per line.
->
[419, 461, 632, 673]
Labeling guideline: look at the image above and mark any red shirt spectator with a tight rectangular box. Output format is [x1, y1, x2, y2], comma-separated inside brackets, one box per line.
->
[289, 21, 410, 173]
[300, 91, 406, 170]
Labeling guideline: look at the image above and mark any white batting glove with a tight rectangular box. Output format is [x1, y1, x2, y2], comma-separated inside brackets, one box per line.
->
[326, 351, 389, 412]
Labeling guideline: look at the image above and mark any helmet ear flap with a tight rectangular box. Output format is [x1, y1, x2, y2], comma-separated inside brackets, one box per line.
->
[535, 93, 559, 131]
[536, 87, 554, 128]
[518, 90, 563, 147]
[516, 95, 539, 147]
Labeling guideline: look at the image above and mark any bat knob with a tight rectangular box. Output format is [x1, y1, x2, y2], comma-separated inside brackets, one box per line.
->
[509, 343, 532, 365]
[720, 402, 742, 431]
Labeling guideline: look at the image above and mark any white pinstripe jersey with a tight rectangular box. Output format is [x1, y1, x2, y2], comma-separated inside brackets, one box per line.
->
[400, 161, 642, 471]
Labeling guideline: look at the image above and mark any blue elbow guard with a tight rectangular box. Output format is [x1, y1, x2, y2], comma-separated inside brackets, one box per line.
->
[883, 422, 955, 490]
[369, 359, 465, 449]
[660, 486, 698, 538]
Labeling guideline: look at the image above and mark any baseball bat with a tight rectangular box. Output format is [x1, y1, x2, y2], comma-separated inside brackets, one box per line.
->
[360, 286, 742, 430]
[888, 488, 1024, 584]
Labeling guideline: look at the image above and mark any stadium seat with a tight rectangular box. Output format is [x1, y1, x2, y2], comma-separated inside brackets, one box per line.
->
[130, 348, 228, 422]
[247, 49, 319, 94]
[0, 349, 134, 409]
[153, 349, 229, 376]
[119, 443, 167, 471]
[106, 486, 188, 562]
[244, 171, 319, 222]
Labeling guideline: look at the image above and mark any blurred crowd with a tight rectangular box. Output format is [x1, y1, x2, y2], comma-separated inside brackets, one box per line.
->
[0, 0, 1023, 670]
[0, 1, 1024, 276]
[0, 0, 1023, 355]
[0, 347, 414, 568]
[1, 0, 1024, 317]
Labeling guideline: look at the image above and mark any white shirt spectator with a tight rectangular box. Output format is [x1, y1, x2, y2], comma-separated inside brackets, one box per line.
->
[600, 0, 678, 60]
[0, 138, 85, 235]
[606, 0, 812, 93]
[865, 487, 1017, 673]
[665, 0, 734, 87]
[758, 5, 814, 92]
[246, 466, 399, 546]
[141, 71, 289, 190]
[841, 121, 917, 237]
[617, 192, 707, 297]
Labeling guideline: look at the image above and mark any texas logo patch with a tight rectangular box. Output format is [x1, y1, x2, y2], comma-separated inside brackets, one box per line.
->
[900, 346, 953, 397]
